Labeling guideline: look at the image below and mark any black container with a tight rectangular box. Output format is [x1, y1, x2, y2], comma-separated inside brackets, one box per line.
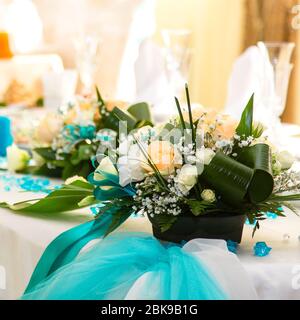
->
[148, 213, 246, 243]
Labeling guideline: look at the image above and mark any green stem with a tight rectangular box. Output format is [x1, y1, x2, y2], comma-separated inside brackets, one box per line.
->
[174, 97, 186, 130]
[185, 84, 196, 143]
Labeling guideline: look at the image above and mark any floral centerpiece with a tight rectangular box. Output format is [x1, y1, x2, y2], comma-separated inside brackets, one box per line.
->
[2, 86, 300, 243]
[12, 88, 152, 180]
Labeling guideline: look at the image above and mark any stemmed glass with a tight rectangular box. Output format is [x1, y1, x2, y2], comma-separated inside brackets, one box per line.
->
[161, 29, 192, 103]
[74, 34, 101, 96]
[262, 41, 295, 119]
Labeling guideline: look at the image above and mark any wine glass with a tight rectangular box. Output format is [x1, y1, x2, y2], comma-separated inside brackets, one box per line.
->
[161, 29, 192, 102]
[74, 34, 101, 96]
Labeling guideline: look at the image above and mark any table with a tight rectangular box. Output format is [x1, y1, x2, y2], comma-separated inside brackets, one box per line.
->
[1, 173, 300, 300]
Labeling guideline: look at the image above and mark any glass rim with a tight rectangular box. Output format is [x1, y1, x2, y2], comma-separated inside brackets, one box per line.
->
[263, 41, 295, 49]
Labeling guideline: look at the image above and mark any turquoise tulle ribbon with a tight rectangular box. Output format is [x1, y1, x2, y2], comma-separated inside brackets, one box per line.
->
[22, 232, 227, 300]
[24, 208, 131, 295]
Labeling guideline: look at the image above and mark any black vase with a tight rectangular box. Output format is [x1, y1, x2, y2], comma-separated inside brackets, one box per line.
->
[148, 213, 246, 244]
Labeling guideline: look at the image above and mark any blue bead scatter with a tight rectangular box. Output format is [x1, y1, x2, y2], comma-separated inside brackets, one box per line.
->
[253, 242, 272, 257]
[265, 211, 278, 219]
[0, 173, 59, 194]
[227, 240, 238, 254]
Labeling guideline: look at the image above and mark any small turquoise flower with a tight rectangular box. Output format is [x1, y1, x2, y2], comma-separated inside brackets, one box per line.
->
[227, 240, 238, 254]
[253, 242, 272, 257]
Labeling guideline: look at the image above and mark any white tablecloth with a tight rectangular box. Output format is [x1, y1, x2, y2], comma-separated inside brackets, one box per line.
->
[1, 173, 300, 300]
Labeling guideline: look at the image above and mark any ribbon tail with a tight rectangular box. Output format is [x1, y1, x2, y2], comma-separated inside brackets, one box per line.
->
[24, 210, 131, 294]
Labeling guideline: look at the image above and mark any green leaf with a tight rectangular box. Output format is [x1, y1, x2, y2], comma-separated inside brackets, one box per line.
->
[103, 208, 132, 237]
[127, 102, 152, 122]
[236, 144, 274, 203]
[78, 195, 97, 207]
[252, 123, 264, 138]
[202, 152, 254, 206]
[154, 215, 177, 233]
[0, 180, 95, 213]
[186, 200, 215, 216]
[236, 94, 254, 137]
[70, 144, 94, 165]
[34, 147, 56, 161]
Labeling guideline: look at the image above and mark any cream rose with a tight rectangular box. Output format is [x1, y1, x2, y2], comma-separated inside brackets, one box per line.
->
[177, 164, 198, 194]
[142, 140, 182, 176]
[35, 113, 63, 145]
[7, 144, 30, 172]
[201, 189, 216, 203]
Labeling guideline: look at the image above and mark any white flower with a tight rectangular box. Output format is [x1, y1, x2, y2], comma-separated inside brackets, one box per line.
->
[177, 164, 198, 194]
[196, 147, 215, 165]
[65, 175, 87, 185]
[201, 189, 216, 203]
[7, 144, 30, 172]
[277, 151, 295, 170]
[118, 144, 146, 187]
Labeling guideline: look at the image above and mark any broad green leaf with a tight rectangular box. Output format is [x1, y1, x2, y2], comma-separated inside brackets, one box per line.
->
[34, 147, 56, 161]
[78, 195, 97, 207]
[0, 180, 95, 213]
[127, 102, 152, 122]
[236, 94, 254, 137]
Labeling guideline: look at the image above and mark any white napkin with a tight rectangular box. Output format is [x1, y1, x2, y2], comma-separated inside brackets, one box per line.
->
[225, 42, 277, 125]
[224, 42, 298, 150]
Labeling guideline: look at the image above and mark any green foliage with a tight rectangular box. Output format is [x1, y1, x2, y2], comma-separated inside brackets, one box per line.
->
[0, 180, 94, 213]
[186, 199, 215, 216]
[236, 94, 254, 138]
[154, 214, 178, 232]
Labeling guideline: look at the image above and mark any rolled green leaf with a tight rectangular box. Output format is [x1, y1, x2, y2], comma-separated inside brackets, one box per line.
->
[236, 143, 274, 203]
[202, 152, 254, 206]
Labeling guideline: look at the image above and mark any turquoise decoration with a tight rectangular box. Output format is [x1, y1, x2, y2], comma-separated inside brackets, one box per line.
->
[0, 173, 54, 194]
[62, 124, 96, 142]
[253, 242, 272, 257]
[245, 218, 256, 226]
[21, 232, 227, 300]
[227, 240, 238, 254]
[23, 209, 133, 295]
[0, 116, 13, 156]
[266, 212, 278, 219]
[88, 169, 135, 201]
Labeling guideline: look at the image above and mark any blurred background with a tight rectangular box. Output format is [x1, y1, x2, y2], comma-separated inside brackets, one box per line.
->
[0, 0, 299, 123]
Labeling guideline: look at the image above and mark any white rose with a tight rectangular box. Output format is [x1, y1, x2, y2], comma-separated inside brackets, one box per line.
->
[196, 147, 215, 165]
[65, 175, 87, 185]
[177, 164, 198, 194]
[277, 151, 295, 170]
[7, 144, 30, 172]
[118, 144, 146, 187]
[201, 189, 216, 203]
